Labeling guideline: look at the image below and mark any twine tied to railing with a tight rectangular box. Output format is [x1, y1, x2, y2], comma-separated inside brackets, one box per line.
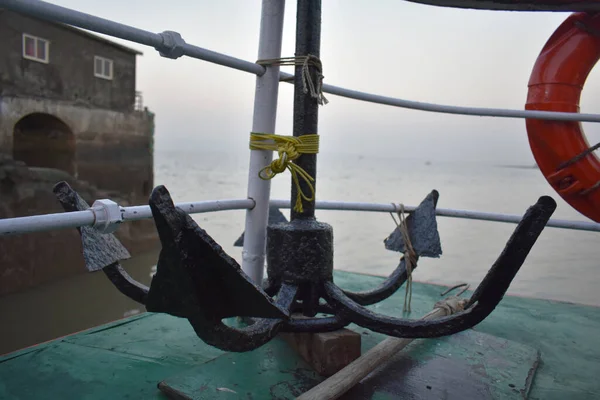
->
[390, 204, 418, 313]
[249, 133, 319, 213]
[257, 55, 329, 105]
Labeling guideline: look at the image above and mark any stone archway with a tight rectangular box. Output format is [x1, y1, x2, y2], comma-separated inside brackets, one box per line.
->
[13, 113, 76, 175]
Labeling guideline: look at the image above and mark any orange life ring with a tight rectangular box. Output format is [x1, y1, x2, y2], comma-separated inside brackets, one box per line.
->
[526, 12, 600, 223]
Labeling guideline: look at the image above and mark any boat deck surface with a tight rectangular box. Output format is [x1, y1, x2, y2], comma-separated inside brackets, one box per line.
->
[1, 270, 599, 400]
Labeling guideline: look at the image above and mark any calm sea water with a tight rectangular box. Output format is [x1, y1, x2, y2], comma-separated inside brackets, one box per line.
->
[1, 148, 598, 354]
[156, 148, 600, 304]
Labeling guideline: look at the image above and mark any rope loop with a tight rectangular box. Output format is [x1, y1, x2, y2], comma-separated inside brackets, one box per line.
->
[250, 133, 319, 213]
[390, 203, 418, 313]
[257, 55, 329, 105]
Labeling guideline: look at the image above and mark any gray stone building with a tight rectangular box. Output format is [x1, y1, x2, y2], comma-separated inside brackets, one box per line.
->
[0, 9, 157, 296]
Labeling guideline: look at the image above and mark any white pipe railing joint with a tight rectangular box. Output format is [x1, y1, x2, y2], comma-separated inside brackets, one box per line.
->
[156, 31, 186, 59]
[91, 199, 124, 234]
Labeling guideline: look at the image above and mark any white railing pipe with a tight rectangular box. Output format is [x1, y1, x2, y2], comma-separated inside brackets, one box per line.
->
[2, 0, 600, 123]
[0, 0, 265, 75]
[0, 211, 96, 236]
[0, 199, 255, 237]
[121, 199, 255, 220]
[1, 197, 599, 237]
[315, 78, 600, 122]
[241, 0, 286, 284]
[271, 199, 600, 232]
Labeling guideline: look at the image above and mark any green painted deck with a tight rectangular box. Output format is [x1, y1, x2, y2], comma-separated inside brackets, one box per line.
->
[1, 270, 599, 400]
[158, 325, 541, 399]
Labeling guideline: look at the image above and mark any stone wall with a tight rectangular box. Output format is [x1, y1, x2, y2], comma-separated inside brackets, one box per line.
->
[0, 96, 158, 297]
[0, 96, 154, 204]
[0, 157, 158, 297]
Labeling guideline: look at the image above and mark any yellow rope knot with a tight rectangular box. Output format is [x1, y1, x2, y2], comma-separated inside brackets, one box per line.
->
[249, 133, 319, 213]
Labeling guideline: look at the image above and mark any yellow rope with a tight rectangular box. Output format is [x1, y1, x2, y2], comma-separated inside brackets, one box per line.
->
[249, 132, 319, 213]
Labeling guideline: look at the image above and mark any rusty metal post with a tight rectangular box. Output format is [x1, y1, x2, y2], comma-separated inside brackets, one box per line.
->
[290, 0, 321, 220]
[266, 0, 330, 317]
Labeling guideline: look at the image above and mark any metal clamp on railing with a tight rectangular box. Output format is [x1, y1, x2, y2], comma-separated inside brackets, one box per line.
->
[156, 30, 186, 59]
[91, 199, 123, 234]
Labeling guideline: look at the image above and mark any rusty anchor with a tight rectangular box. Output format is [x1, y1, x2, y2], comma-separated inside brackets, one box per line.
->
[55, 178, 557, 352]
[52, 0, 557, 352]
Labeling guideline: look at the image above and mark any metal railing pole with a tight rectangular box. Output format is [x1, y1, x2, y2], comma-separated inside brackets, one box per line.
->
[3, 0, 600, 122]
[1, 198, 598, 235]
[0, 199, 256, 236]
[289, 0, 321, 221]
[241, 0, 286, 284]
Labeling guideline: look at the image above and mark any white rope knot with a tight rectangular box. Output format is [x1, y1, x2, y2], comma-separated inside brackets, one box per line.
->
[301, 55, 329, 106]
[256, 55, 329, 106]
[434, 296, 468, 315]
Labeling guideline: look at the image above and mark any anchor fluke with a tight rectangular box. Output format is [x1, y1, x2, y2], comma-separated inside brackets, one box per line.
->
[53, 181, 131, 271]
[384, 189, 442, 257]
[343, 190, 441, 306]
[146, 185, 288, 320]
[53, 181, 149, 305]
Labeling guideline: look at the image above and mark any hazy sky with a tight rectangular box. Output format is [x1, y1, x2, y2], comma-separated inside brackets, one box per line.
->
[48, 0, 600, 164]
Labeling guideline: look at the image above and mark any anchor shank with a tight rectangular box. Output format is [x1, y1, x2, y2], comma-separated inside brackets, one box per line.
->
[291, 0, 322, 220]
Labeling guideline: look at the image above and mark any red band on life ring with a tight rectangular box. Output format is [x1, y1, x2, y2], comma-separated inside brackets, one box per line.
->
[526, 12, 600, 223]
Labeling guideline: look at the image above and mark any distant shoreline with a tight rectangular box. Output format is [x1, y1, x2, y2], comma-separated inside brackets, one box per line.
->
[496, 164, 539, 170]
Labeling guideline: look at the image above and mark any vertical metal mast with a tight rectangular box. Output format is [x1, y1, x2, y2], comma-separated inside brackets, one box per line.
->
[241, 0, 286, 284]
[291, 0, 321, 221]
[265, 0, 327, 318]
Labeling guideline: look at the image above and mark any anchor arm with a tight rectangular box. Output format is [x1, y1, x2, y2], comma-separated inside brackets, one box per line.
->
[103, 262, 149, 305]
[188, 282, 298, 352]
[326, 281, 478, 338]
[324, 196, 556, 338]
[342, 256, 415, 305]
[282, 314, 350, 333]
[466, 196, 557, 309]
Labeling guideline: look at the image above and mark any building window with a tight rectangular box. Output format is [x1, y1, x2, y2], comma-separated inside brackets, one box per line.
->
[94, 56, 113, 80]
[22, 34, 49, 63]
